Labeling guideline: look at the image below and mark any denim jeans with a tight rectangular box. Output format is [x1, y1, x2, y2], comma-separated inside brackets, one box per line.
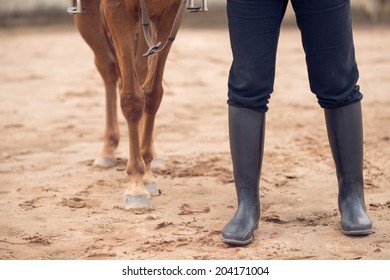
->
[227, 0, 362, 112]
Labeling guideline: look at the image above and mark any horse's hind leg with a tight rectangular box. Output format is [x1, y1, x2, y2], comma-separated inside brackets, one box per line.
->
[74, 0, 120, 168]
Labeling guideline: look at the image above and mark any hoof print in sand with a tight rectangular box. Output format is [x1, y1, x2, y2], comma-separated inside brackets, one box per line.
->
[61, 197, 86, 208]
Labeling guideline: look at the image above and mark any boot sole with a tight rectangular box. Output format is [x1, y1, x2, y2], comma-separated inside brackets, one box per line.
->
[220, 234, 254, 245]
[220, 222, 258, 245]
[341, 228, 373, 236]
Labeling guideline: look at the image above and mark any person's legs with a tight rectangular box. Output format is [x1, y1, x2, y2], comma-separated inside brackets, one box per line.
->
[291, 0, 361, 108]
[227, 0, 288, 112]
[292, 0, 372, 235]
[222, 0, 288, 245]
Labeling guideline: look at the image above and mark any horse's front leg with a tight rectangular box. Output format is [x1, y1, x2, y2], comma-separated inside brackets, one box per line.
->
[140, 3, 182, 197]
[103, 0, 151, 209]
[139, 52, 170, 197]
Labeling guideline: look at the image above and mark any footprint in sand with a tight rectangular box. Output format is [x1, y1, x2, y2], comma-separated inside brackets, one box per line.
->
[61, 197, 86, 208]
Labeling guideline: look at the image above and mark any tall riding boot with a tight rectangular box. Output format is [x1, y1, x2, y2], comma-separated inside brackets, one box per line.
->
[324, 102, 373, 235]
[221, 106, 265, 245]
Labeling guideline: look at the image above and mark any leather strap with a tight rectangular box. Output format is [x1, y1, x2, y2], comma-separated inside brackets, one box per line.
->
[140, 0, 187, 57]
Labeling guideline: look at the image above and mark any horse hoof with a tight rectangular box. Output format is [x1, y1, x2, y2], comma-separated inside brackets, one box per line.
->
[93, 157, 116, 168]
[123, 195, 152, 209]
[145, 182, 161, 197]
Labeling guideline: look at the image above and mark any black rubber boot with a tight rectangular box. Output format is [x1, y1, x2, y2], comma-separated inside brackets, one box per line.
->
[324, 102, 373, 236]
[221, 106, 265, 245]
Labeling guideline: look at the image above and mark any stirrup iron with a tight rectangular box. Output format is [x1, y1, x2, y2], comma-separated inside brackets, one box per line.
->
[67, 0, 84, 14]
[187, 0, 208, 12]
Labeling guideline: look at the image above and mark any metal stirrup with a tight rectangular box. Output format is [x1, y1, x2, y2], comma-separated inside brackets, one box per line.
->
[187, 0, 208, 12]
[67, 0, 84, 14]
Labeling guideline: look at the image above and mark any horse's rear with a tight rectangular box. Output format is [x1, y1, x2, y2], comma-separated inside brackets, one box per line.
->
[72, 0, 183, 208]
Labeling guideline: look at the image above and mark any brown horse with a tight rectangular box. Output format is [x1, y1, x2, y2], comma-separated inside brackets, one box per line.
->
[71, 0, 206, 209]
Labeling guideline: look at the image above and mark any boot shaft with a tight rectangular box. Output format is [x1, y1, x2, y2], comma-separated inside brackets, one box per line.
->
[324, 102, 364, 187]
[228, 106, 265, 201]
[324, 102, 372, 235]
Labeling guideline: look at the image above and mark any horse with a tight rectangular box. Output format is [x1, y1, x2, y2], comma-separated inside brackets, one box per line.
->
[69, 0, 207, 209]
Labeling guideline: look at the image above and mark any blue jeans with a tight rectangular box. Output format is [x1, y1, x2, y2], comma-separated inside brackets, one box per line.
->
[227, 0, 362, 112]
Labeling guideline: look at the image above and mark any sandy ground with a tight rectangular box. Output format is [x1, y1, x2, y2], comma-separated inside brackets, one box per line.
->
[0, 22, 389, 260]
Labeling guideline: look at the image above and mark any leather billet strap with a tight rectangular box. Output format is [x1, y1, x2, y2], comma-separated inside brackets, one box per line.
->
[140, 0, 187, 57]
